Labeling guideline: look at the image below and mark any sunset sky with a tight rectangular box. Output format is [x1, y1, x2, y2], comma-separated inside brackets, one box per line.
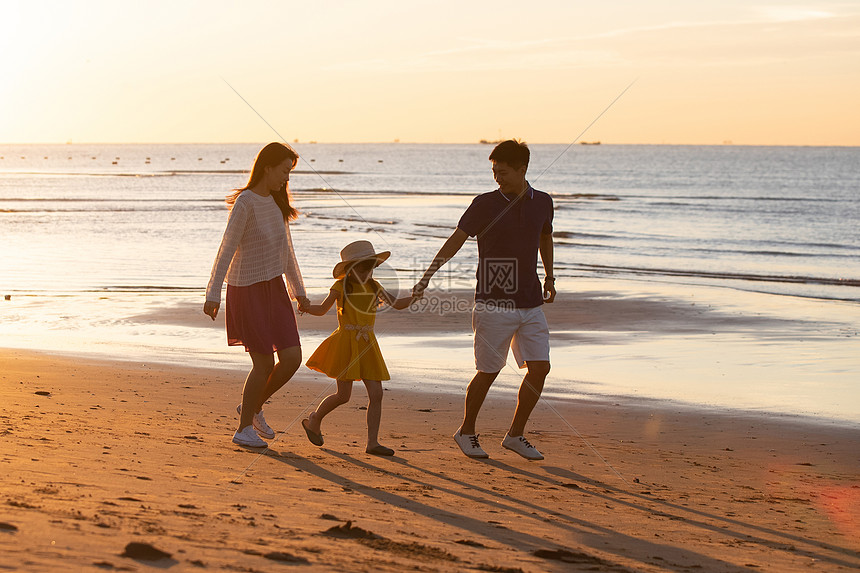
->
[2, 0, 859, 145]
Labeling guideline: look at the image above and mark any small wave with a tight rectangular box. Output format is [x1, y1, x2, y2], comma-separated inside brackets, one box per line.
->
[678, 245, 860, 258]
[0, 170, 186, 178]
[397, 228, 452, 240]
[0, 168, 353, 177]
[748, 250, 813, 258]
[624, 194, 841, 203]
[694, 195, 841, 203]
[414, 222, 454, 230]
[733, 250, 816, 258]
[157, 170, 247, 175]
[164, 169, 353, 176]
[683, 247, 814, 258]
[553, 231, 614, 240]
[649, 201, 695, 207]
[0, 197, 216, 203]
[292, 188, 474, 197]
[577, 263, 860, 287]
[554, 193, 620, 201]
[0, 206, 228, 214]
[88, 286, 201, 293]
[764, 240, 860, 252]
[556, 242, 620, 250]
[295, 169, 354, 176]
[303, 212, 397, 225]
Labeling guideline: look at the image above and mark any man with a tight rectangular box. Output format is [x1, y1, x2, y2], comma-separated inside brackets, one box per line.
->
[413, 140, 556, 460]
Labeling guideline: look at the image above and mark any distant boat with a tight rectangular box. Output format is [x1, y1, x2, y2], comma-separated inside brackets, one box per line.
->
[479, 139, 504, 144]
[579, 141, 601, 145]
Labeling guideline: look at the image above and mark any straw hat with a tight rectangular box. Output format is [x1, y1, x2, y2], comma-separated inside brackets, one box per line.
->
[332, 240, 391, 279]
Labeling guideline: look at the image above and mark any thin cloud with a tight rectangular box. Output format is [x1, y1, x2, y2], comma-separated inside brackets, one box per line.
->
[576, 7, 843, 41]
[322, 7, 855, 74]
[323, 38, 622, 73]
[756, 7, 835, 22]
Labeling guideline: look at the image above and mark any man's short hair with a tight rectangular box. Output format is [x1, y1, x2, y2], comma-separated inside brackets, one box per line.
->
[489, 139, 530, 169]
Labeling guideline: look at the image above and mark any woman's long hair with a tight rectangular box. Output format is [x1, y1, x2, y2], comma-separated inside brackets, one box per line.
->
[226, 142, 300, 221]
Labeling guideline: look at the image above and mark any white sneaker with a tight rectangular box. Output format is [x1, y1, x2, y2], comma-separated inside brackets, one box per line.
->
[232, 425, 268, 448]
[252, 410, 275, 440]
[453, 431, 489, 459]
[501, 433, 544, 460]
[237, 404, 276, 440]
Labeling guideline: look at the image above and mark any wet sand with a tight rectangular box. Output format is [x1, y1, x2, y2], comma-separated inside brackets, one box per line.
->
[132, 288, 818, 338]
[1, 348, 858, 572]
[111, 285, 860, 424]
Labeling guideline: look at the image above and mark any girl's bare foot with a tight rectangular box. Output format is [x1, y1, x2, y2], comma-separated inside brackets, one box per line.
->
[306, 411, 321, 433]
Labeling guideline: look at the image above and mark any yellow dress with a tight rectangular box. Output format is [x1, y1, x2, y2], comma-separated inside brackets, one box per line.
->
[306, 279, 390, 381]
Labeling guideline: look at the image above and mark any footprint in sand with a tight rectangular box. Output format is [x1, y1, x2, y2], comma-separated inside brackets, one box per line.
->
[264, 551, 310, 564]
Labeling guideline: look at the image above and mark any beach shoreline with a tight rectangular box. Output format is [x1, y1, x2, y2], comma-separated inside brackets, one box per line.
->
[2, 279, 859, 425]
[1, 347, 858, 571]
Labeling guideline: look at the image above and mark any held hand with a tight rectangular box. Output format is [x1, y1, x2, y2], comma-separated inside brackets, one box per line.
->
[203, 301, 219, 320]
[412, 280, 428, 298]
[543, 280, 557, 303]
[297, 296, 311, 313]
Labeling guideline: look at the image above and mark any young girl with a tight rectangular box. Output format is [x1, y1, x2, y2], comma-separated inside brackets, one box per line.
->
[301, 240, 416, 456]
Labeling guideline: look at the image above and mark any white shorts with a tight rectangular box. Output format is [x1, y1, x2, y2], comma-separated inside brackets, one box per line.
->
[472, 303, 550, 373]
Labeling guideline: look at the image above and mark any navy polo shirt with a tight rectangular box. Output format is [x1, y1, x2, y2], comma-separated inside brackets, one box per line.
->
[457, 184, 553, 308]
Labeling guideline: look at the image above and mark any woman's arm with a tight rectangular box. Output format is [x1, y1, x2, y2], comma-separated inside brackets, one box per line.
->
[302, 289, 339, 316]
[204, 200, 250, 318]
[282, 220, 307, 302]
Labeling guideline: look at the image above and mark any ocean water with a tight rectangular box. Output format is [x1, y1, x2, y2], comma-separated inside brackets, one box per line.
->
[1, 143, 859, 423]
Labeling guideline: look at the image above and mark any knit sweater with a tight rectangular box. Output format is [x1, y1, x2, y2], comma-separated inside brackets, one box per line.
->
[205, 190, 306, 303]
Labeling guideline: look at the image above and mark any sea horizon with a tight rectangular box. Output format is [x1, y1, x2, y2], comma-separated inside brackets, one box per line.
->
[3, 141, 860, 148]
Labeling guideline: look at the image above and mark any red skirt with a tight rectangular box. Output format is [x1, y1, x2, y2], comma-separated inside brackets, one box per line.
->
[225, 276, 300, 353]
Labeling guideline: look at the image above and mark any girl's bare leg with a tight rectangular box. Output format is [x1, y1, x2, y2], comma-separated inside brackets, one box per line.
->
[363, 379, 384, 448]
[306, 380, 352, 434]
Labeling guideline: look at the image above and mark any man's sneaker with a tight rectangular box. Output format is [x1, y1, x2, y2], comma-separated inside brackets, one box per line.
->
[237, 404, 276, 440]
[453, 431, 489, 459]
[501, 433, 544, 460]
[232, 425, 268, 448]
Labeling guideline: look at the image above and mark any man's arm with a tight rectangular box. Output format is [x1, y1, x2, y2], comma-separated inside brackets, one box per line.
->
[539, 232, 556, 303]
[413, 228, 469, 296]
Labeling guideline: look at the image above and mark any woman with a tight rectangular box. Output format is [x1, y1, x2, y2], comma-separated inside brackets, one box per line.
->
[204, 142, 310, 448]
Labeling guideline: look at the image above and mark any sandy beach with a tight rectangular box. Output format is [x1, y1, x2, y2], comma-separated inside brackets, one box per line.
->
[1, 343, 858, 572]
